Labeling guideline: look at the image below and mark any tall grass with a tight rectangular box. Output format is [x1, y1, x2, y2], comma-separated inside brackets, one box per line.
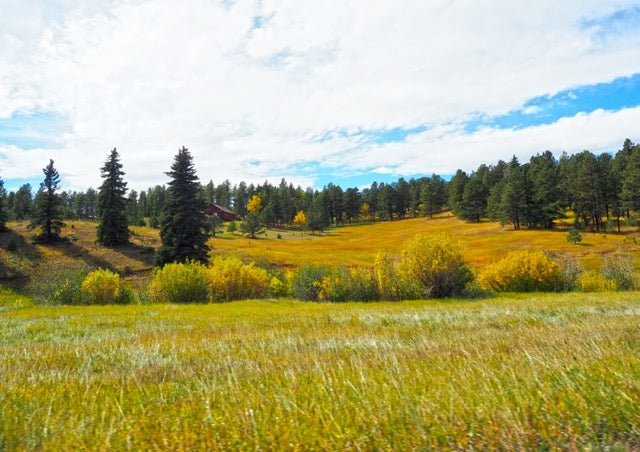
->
[1, 293, 639, 449]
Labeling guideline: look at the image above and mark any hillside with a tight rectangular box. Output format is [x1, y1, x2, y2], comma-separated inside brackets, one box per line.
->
[1, 215, 639, 293]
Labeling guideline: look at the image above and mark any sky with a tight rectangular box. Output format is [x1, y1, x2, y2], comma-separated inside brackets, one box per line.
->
[1, 1, 640, 193]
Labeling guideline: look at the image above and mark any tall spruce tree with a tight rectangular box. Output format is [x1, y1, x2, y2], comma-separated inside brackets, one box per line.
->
[97, 148, 129, 246]
[0, 174, 8, 232]
[30, 159, 64, 242]
[155, 147, 209, 266]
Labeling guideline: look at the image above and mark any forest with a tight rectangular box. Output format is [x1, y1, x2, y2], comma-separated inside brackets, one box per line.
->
[2, 138, 639, 234]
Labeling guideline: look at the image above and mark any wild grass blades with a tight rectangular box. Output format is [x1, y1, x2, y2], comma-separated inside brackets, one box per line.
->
[1, 293, 639, 449]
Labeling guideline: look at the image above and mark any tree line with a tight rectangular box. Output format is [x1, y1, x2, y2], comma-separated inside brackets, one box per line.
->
[1, 138, 639, 240]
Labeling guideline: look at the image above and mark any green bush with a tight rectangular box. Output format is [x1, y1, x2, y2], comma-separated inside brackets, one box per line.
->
[207, 256, 270, 301]
[148, 261, 209, 303]
[27, 267, 88, 305]
[567, 228, 582, 244]
[398, 233, 472, 298]
[290, 264, 333, 301]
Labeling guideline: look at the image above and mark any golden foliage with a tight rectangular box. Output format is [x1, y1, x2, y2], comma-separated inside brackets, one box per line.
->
[81, 268, 121, 305]
[293, 210, 307, 227]
[398, 233, 471, 298]
[478, 250, 561, 292]
[247, 195, 262, 213]
[578, 271, 617, 292]
[207, 256, 270, 301]
[148, 261, 209, 303]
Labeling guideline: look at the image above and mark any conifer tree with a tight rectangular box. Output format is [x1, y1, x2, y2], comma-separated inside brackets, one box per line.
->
[97, 148, 129, 246]
[0, 175, 8, 232]
[30, 159, 64, 242]
[155, 147, 209, 266]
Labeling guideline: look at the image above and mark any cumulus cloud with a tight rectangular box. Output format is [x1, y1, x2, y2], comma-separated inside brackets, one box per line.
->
[0, 0, 639, 190]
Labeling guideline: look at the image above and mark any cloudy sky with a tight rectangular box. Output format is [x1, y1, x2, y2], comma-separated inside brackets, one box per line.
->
[1, 0, 640, 192]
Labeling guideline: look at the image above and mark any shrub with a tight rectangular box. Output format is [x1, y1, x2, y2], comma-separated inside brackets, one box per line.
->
[268, 276, 288, 298]
[556, 258, 583, 292]
[148, 261, 209, 303]
[27, 267, 88, 305]
[478, 250, 561, 292]
[290, 264, 333, 301]
[207, 256, 270, 301]
[317, 266, 379, 302]
[578, 271, 617, 292]
[398, 233, 472, 298]
[602, 254, 637, 290]
[567, 228, 582, 245]
[81, 269, 121, 305]
[374, 252, 420, 300]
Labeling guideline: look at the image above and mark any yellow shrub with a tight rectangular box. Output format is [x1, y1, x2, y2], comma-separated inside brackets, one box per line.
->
[316, 266, 379, 302]
[81, 268, 121, 305]
[478, 250, 561, 292]
[375, 252, 420, 300]
[207, 256, 270, 301]
[148, 261, 209, 303]
[578, 271, 617, 292]
[398, 234, 472, 298]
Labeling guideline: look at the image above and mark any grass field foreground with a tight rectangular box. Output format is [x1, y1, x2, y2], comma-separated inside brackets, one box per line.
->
[1, 293, 639, 449]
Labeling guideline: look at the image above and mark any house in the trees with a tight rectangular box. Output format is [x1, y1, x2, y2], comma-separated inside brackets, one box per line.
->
[203, 204, 241, 222]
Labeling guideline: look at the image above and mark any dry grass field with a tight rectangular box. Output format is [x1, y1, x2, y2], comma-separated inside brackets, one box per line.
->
[211, 213, 640, 271]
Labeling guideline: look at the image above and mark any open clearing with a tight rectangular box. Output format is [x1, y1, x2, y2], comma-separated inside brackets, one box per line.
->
[2, 293, 639, 449]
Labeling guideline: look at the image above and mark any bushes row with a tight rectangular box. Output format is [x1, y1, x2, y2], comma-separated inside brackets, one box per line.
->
[292, 234, 472, 302]
[27, 234, 640, 305]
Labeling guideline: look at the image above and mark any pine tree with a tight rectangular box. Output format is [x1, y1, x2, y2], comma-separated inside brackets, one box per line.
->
[0, 175, 8, 232]
[30, 159, 64, 242]
[97, 148, 129, 246]
[155, 147, 209, 266]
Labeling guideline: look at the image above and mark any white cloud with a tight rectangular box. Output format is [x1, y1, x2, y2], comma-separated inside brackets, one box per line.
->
[0, 0, 639, 190]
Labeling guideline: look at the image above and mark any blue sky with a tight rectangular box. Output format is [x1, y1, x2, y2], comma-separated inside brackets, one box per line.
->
[1, 1, 640, 192]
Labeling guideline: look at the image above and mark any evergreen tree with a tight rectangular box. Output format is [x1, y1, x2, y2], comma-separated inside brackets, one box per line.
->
[498, 158, 530, 229]
[528, 151, 562, 228]
[343, 188, 361, 224]
[155, 147, 209, 266]
[421, 175, 447, 218]
[97, 148, 129, 246]
[30, 159, 64, 242]
[13, 183, 33, 220]
[447, 170, 468, 216]
[0, 175, 8, 232]
[460, 167, 489, 222]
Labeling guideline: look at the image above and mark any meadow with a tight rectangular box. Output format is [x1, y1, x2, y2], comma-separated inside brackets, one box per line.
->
[1, 292, 639, 449]
[210, 214, 640, 271]
[1, 217, 640, 448]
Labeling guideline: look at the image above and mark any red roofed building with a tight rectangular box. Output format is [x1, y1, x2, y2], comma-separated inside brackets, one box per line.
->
[203, 204, 241, 222]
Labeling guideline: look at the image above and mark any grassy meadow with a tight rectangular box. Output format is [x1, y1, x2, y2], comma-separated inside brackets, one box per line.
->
[2, 217, 640, 448]
[211, 214, 639, 270]
[1, 214, 638, 288]
[1, 292, 640, 449]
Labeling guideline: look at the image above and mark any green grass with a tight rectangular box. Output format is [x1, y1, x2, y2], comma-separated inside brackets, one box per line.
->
[1, 293, 639, 449]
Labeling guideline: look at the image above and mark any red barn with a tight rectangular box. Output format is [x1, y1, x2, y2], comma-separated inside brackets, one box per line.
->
[203, 204, 240, 222]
